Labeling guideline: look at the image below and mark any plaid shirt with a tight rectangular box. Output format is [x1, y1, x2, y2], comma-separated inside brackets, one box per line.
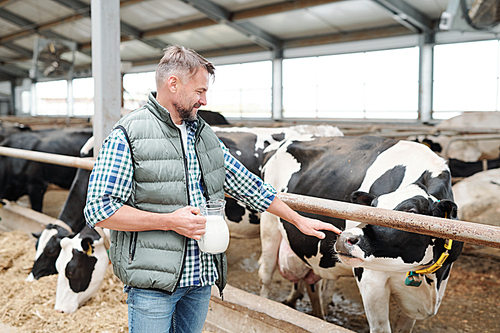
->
[84, 120, 276, 288]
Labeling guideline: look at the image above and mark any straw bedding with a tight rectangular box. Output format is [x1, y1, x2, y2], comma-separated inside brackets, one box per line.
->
[0, 230, 128, 333]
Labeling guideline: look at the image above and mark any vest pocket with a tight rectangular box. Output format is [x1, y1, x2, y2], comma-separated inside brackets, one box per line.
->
[128, 232, 138, 264]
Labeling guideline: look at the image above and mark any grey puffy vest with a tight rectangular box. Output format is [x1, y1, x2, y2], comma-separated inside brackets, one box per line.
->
[108, 93, 226, 294]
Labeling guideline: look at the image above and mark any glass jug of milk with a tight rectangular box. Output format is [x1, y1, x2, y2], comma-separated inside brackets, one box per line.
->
[197, 199, 230, 254]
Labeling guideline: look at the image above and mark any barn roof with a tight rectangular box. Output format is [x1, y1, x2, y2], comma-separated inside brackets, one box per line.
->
[0, 0, 496, 82]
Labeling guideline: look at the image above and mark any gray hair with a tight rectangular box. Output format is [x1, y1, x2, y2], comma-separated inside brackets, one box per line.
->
[155, 45, 215, 90]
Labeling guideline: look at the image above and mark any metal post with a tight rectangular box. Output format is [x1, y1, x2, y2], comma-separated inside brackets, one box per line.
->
[272, 57, 283, 121]
[418, 33, 434, 123]
[67, 79, 74, 117]
[91, 0, 121, 156]
[30, 80, 37, 116]
[9, 79, 15, 115]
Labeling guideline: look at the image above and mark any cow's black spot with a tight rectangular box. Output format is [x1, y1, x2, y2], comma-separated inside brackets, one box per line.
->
[224, 198, 245, 223]
[283, 212, 344, 269]
[369, 165, 406, 196]
[424, 275, 433, 286]
[66, 248, 97, 293]
[249, 211, 260, 224]
[354, 267, 364, 282]
[361, 224, 431, 264]
[271, 133, 285, 142]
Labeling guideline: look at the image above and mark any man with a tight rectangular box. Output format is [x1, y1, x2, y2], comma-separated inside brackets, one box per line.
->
[84, 45, 339, 333]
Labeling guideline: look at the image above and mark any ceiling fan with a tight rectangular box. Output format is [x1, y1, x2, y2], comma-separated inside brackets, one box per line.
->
[440, 0, 500, 33]
[30, 37, 76, 80]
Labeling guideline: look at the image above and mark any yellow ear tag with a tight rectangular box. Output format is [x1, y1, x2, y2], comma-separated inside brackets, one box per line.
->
[85, 242, 93, 256]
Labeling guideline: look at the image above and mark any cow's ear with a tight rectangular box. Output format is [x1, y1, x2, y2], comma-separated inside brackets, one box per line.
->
[32, 231, 42, 239]
[81, 238, 94, 256]
[433, 200, 458, 219]
[351, 191, 376, 206]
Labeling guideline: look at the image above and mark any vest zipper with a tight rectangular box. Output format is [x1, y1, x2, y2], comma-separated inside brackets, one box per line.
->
[172, 124, 191, 293]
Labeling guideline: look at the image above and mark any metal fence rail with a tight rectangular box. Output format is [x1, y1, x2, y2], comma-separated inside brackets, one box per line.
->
[0, 146, 95, 170]
[1, 145, 499, 249]
[279, 192, 500, 249]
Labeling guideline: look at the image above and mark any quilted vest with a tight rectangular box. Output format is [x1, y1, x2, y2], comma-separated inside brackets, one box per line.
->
[108, 92, 226, 294]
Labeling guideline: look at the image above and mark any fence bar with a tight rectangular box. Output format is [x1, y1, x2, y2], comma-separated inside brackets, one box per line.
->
[0, 146, 95, 170]
[0, 146, 498, 249]
[278, 192, 500, 249]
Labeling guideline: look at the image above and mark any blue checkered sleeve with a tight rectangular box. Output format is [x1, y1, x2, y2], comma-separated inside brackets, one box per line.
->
[220, 141, 276, 212]
[84, 128, 134, 228]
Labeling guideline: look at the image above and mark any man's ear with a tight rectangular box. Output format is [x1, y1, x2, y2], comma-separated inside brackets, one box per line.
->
[167, 75, 179, 93]
[351, 191, 376, 206]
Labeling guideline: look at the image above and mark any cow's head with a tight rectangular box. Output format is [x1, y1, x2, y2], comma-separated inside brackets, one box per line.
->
[335, 183, 461, 273]
[54, 227, 109, 314]
[27, 224, 72, 281]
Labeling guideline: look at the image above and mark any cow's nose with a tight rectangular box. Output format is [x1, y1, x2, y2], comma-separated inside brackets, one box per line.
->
[346, 235, 360, 246]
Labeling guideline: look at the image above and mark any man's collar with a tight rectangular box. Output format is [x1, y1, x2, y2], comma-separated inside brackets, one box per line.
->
[185, 120, 198, 131]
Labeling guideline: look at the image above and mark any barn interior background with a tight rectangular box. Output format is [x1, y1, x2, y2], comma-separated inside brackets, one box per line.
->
[0, 0, 500, 332]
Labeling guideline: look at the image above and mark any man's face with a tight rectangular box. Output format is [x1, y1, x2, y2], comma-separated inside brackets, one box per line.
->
[173, 67, 209, 122]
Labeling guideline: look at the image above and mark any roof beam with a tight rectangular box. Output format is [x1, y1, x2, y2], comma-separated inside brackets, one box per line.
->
[285, 25, 412, 48]
[143, 0, 347, 40]
[0, 7, 80, 41]
[0, 7, 89, 56]
[0, 13, 87, 44]
[1, 0, 344, 54]
[178, 0, 282, 53]
[0, 71, 14, 81]
[130, 25, 413, 67]
[0, 8, 32, 27]
[371, 0, 434, 33]
[0, 64, 29, 78]
[52, 0, 167, 51]
[2, 42, 32, 58]
[232, 0, 346, 20]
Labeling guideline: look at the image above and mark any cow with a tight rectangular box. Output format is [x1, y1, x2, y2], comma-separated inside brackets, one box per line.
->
[213, 125, 343, 238]
[452, 168, 500, 225]
[54, 226, 110, 314]
[411, 112, 500, 178]
[258, 135, 463, 332]
[0, 121, 31, 141]
[198, 110, 230, 125]
[0, 127, 92, 212]
[27, 136, 93, 281]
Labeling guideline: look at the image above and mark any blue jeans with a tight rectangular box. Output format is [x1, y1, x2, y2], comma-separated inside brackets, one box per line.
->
[126, 285, 212, 333]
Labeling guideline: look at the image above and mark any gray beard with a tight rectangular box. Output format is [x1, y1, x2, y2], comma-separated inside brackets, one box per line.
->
[173, 102, 197, 122]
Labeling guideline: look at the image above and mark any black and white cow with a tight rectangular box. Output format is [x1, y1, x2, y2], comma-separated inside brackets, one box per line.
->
[27, 137, 94, 281]
[0, 127, 92, 212]
[213, 125, 343, 238]
[0, 121, 31, 141]
[411, 112, 500, 178]
[258, 135, 463, 332]
[54, 226, 109, 314]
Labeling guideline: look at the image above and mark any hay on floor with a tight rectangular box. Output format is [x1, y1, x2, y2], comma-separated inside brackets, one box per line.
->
[0, 230, 128, 333]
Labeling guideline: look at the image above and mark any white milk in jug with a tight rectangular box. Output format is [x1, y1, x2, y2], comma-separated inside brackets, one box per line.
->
[198, 215, 230, 254]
